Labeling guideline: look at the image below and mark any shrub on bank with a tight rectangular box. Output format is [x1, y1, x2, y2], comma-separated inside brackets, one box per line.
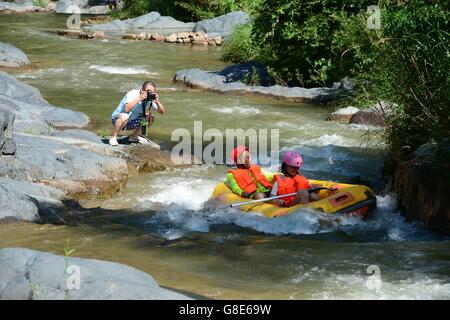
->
[336, 0, 450, 151]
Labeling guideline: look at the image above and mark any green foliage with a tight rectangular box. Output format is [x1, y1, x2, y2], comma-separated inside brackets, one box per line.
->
[96, 128, 111, 138]
[336, 0, 449, 151]
[220, 23, 256, 63]
[251, 0, 373, 87]
[32, 0, 48, 8]
[117, 0, 262, 21]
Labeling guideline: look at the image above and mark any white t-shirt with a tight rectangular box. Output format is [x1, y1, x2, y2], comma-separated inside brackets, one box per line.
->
[112, 89, 158, 120]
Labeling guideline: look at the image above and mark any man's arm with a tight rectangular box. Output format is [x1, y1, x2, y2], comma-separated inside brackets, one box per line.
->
[153, 92, 165, 114]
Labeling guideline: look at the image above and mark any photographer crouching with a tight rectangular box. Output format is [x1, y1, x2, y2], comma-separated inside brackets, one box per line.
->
[109, 81, 165, 146]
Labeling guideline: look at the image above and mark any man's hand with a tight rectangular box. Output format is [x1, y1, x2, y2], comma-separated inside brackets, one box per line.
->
[241, 192, 252, 198]
[272, 199, 286, 207]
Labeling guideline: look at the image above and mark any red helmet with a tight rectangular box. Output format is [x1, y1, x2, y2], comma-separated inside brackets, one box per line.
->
[230, 146, 248, 164]
[282, 151, 303, 168]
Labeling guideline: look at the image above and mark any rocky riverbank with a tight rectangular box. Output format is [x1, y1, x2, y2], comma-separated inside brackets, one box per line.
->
[0, 66, 187, 224]
[55, 11, 247, 47]
[383, 139, 450, 235]
[0, 247, 192, 299]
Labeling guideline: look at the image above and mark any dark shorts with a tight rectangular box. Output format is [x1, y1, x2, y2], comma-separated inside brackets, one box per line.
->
[112, 114, 144, 131]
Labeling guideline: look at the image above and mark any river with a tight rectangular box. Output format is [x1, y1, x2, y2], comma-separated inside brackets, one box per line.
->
[1, 13, 449, 299]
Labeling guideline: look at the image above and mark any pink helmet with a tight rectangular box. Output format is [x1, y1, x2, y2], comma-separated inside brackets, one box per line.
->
[282, 151, 303, 168]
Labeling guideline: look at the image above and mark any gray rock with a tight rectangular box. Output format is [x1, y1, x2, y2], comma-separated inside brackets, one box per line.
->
[40, 107, 89, 128]
[87, 11, 194, 34]
[0, 248, 193, 299]
[0, 109, 16, 155]
[0, 73, 89, 129]
[174, 67, 351, 103]
[328, 106, 360, 124]
[0, 71, 45, 104]
[52, 129, 103, 144]
[193, 11, 249, 39]
[55, 0, 110, 14]
[0, 42, 30, 68]
[0, 1, 49, 13]
[0, 177, 65, 221]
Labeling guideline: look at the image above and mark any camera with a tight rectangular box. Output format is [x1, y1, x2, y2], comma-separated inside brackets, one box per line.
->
[146, 91, 156, 101]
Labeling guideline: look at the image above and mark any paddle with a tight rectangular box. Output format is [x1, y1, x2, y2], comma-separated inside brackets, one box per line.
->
[229, 187, 337, 208]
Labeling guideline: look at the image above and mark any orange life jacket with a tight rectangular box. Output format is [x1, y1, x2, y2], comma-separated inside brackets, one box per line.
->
[228, 165, 273, 195]
[274, 174, 310, 206]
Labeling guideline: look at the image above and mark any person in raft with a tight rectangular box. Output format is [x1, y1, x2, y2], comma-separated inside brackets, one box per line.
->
[226, 146, 274, 199]
[270, 151, 320, 207]
[109, 80, 165, 146]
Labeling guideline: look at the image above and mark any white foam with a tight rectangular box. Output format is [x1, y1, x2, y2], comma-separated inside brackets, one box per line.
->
[213, 106, 261, 115]
[89, 65, 158, 75]
[138, 176, 217, 211]
[308, 272, 450, 299]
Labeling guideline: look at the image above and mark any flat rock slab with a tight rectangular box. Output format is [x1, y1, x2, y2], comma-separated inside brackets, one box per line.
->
[174, 67, 353, 103]
[0, 248, 193, 299]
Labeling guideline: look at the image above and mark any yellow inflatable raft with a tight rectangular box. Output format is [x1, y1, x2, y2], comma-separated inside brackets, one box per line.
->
[212, 180, 377, 218]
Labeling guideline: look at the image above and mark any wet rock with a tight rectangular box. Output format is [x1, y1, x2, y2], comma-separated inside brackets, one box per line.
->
[174, 65, 351, 103]
[0, 42, 30, 68]
[0, 248, 193, 299]
[350, 101, 394, 126]
[327, 106, 360, 124]
[0, 109, 16, 155]
[384, 138, 450, 234]
[193, 11, 249, 39]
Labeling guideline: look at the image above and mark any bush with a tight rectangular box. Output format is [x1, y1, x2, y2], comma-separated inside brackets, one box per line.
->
[251, 0, 373, 87]
[336, 0, 449, 151]
[32, 0, 48, 8]
[116, 0, 262, 21]
[220, 23, 256, 63]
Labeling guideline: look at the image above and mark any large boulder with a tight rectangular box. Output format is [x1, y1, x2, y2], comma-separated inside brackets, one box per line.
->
[0, 109, 16, 155]
[384, 138, 450, 234]
[0, 178, 65, 221]
[0, 42, 30, 68]
[193, 11, 249, 39]
[350, 101, 395, 126]
[0, 248, 192, 299]
[0, 72, 89, 129]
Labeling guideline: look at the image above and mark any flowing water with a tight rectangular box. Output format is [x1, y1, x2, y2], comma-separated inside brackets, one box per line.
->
[1, 13, 449, 299]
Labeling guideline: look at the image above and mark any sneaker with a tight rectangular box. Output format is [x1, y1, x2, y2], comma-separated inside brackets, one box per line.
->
[129, 136, 149, 144]
[109, 137, 118, 146]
